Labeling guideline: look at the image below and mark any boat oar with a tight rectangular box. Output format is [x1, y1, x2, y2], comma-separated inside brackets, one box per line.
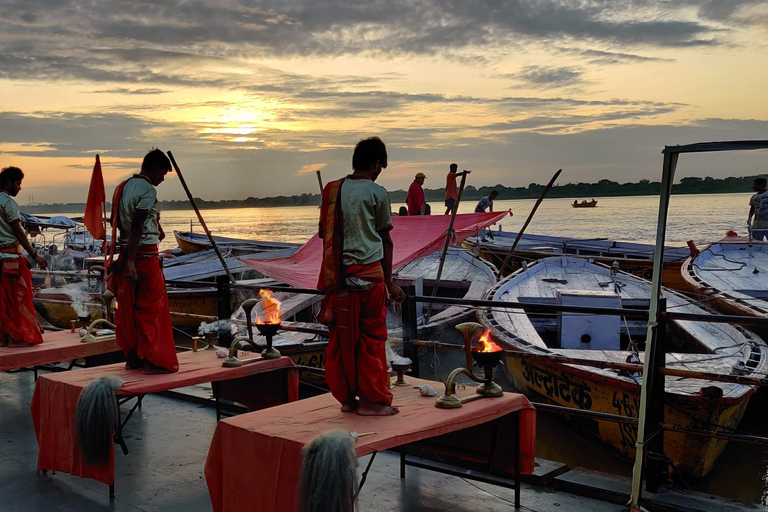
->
[423, 170, 469, 325]
[748, 219, 754, 258]
[316, 170, 324, 194]
[166, 151, 236, 284]
[499, 168, 562, 275]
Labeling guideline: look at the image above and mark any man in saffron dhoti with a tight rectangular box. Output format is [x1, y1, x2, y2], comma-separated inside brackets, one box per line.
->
[0, 166, 47, 347]
[318, 137, 406, 416]
[108, 149, 178, 374]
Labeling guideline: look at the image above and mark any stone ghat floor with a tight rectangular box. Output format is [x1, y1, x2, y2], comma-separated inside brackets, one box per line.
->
[0, 370, 624, 512]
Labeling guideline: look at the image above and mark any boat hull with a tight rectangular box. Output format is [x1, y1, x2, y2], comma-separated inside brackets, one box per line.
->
[502, 354, 751, 478]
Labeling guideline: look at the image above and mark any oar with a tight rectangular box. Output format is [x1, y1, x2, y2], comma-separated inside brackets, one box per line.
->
[316, 170, 324, 194]
[499, 169, 562, 275]
[748, 219, 754, 258]
[166, 151, 236, 284]
[423, 170, 469, 325]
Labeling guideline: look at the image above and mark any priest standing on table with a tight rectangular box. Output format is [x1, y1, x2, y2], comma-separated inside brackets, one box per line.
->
[108, 149, 179, 374]
[0, 166, 47, 347]
[317, 137, 406, 416]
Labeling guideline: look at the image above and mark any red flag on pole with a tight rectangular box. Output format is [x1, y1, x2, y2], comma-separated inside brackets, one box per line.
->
[84, 154, 106, 241]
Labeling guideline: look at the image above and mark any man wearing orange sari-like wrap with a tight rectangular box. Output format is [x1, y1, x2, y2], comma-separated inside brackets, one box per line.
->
[318, 137, 406, 416]
[0, 166, 47, 348]
[107, 149, 178, 374]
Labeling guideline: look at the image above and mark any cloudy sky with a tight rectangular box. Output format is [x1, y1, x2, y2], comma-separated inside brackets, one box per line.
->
[1, 0, 768, 203]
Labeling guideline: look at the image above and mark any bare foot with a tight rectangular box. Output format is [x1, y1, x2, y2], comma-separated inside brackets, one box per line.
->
[142, 360, 173, 375]
[341, 398, 359, 413]
[7, 340, 34, 348]
[124, 351, 143, 370]
[0, 335, 8, 347]
[357, 402, 399, 416]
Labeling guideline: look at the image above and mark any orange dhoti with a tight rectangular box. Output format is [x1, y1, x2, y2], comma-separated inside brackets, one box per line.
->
[109, 249, 178, 372]
[325, 281, 393, 406]
[0, 256, 43, 345]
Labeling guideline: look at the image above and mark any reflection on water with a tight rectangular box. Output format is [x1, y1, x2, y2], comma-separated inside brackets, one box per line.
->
[39, 192, 767, 503]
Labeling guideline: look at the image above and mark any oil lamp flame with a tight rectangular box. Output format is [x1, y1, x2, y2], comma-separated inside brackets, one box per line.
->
[256, 289, 281, 325]
[476, 330, 502, 353]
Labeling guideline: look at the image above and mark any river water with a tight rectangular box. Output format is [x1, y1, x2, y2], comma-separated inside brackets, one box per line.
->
[41, 192, 767, 504]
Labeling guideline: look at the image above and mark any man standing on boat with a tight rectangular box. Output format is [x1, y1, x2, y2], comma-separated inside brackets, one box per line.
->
[749, 178, 768, 241]
[0, 166, 46, 347]
[317, 137, 405, 416]
[406, 172, 427, 215]
[444, 164, 470, 215]
[108, 149, 178, 374]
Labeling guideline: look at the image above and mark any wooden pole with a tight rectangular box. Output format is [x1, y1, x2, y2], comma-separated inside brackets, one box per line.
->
[423, 171, 469, 324]
[500, 169, 562, 275]
[166, 151, 236, 284]
[316, 170, 324, 194]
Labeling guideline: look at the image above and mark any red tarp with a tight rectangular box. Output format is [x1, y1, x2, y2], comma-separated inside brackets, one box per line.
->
[241, 211, 510, 289]
[32, 350, 299, 485]
[205, 377, 536, 512]
[0, 331, 120, 372]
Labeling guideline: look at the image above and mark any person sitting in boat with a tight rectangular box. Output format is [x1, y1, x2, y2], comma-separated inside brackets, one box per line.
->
[573, 200, 578, 205]
[317, 137, 406, 416]
[749, 177, 768, 241]
[397, 206, 408, 216]
[0, 166, 47, 348]
[107, 149, 178, 374]
[475, 190, 498, 213]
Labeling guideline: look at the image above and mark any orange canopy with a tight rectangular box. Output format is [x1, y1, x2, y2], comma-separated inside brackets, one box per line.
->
[205, 377, 535, 512]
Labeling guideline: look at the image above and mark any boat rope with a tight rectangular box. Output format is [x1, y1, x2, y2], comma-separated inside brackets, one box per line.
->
[610, 262, 638, 355]
[692, 246, 748, 271]
[425, 340, 441, 381]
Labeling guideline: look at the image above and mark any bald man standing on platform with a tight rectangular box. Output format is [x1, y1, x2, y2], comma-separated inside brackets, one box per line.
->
[0, 166, 47, 348]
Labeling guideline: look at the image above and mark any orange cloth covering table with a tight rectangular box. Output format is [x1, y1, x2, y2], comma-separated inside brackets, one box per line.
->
[32, 350, 298, 486]
[205, 377, 536, 512]
[0, 331, 120, 372]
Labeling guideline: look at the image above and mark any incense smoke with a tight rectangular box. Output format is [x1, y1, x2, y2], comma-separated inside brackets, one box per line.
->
[298, 430, 358, 512]
[74, 375, 125, 464]
[59, 283, 92, 318]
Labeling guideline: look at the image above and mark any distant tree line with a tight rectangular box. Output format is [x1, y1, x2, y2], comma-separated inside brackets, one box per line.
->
[22, 175, 764, 214]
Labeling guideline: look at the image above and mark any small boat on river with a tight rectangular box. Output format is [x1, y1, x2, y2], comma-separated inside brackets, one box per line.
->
[174, 231, 298, 255]
[572, 199, 598, 208]
[462, 228, 691, 289]
[681, 235, 768, 318]
[479, 256, 767, 477]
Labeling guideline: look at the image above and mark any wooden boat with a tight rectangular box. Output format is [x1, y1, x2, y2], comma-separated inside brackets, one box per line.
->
[572, 199, 598, 208]
[479, 256, 767, 477]
[681, 236, 768, 318]
[174, 231, 299, 255]
[462, 229, 691, 289]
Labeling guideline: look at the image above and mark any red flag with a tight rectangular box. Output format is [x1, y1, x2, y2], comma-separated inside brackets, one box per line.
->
[84, 154, 106, 241]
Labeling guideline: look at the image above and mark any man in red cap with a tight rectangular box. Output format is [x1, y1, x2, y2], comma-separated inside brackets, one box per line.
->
[108, 149, 178, 374]
[0, 166, 47, 347]
[406, 172, 427, 215]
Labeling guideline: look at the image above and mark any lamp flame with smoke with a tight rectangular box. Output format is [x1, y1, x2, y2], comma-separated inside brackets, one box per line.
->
[475, 329, 502, 353]
[256, 289, 281, 325]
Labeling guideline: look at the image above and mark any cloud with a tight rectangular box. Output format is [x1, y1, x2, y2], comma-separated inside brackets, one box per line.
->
[297, 163, 327, 175]
[513, 66, 585, 89]
[91, 88, 169, 95]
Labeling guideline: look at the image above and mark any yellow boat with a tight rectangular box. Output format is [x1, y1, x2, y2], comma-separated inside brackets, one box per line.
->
[479, 256, 767, 477]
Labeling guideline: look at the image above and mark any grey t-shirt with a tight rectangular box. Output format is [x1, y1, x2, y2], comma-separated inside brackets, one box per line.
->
[750, 191, 768, 229]
[475, 196, 494, 213]
[117, 175, 161, 246]
[340, 178, 393, 286]
[0, 191, 21, 259]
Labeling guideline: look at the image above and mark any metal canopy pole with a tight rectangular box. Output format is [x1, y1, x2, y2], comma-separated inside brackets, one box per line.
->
[629, 140, 768, 509]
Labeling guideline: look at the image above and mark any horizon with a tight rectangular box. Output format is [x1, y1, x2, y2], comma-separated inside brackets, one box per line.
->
[2, 1, 768, 203]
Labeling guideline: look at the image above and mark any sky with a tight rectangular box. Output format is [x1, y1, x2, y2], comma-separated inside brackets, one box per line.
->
[1, 0, 768, 204]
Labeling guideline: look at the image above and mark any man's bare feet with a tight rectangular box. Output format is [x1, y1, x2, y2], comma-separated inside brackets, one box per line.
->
[341, 398, 359, 412]
[357, 402, 399, 416]
[7, 340, 34, 348]
[0, 334, 8, 347]
[142, 360, 173, 375]
[124, 351, 143, 370]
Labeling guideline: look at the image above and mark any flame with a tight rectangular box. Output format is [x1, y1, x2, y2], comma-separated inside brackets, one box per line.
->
[476, 329, 502, 353]
[256, 289, 282, 324]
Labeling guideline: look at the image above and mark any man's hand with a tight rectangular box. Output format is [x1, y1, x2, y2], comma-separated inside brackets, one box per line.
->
[34, 254, 48, 270]
[386, 282, 406, 303]
[126, 259, 139, 281]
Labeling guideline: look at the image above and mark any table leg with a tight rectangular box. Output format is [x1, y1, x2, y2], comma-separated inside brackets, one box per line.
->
[515, 411, 521, 509]
[400, 446, 406, 479]
[212, 381, 221, 422]
[109, 484, 115, 499]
